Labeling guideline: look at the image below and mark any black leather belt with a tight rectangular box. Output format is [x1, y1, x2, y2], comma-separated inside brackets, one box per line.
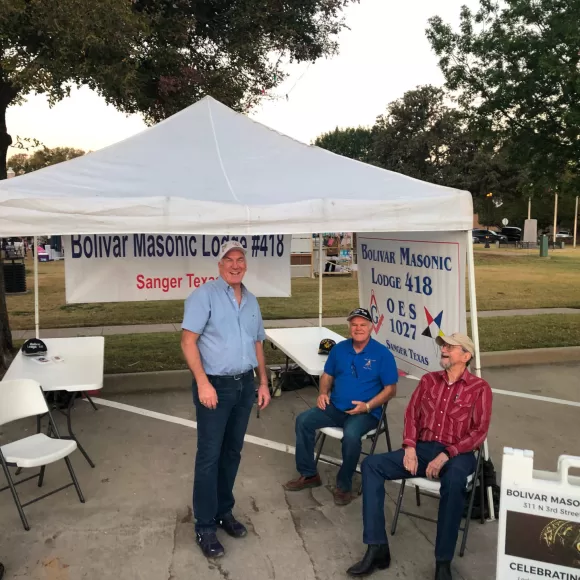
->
[207, 370, 253, 381]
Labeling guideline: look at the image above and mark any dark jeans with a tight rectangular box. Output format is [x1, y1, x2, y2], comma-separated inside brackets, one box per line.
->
[295, 403, 378, 492]
[192, 370, 255, 533]
[361, 441, 477, 562]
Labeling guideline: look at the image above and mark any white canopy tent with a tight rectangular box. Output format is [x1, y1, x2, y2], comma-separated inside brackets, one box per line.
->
[0, 96, 472, 236]
[0, 96, 492, 517]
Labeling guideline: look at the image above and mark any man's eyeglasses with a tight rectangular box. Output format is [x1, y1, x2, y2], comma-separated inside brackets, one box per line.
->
[440, 343, 461, 351]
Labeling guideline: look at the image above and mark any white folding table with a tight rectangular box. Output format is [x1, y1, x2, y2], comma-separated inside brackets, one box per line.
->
[265, 326, 346, 378]
[2, 337, 105, 468]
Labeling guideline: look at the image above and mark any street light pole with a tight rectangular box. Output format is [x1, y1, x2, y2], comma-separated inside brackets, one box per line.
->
[553, 193, 558, 244]
[528, 197, 531, 220]
[574, 196, 578, 249]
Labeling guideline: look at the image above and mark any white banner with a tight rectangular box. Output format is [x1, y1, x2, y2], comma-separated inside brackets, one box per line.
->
[357, 232, 467, 376]
[497, 448, 580, 579]
[63, 234, 291, 303]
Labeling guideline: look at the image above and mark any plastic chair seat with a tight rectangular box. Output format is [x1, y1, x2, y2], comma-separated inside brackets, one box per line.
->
[406, 472, 475, 496]
[1, 434, 78, 468]
[319, 426, 377, 441]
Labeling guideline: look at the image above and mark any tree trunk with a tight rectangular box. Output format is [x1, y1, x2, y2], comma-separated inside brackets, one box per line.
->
[0, 82, 18, 374]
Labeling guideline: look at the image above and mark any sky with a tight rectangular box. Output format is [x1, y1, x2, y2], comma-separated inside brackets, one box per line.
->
[6, 0, 480, 158]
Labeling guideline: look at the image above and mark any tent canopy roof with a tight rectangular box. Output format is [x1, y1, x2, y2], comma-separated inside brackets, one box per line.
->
[0, 96, 472, 236]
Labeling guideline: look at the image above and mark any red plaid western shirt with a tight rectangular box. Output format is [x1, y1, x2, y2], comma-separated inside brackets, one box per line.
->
[402, 369, 492, 458]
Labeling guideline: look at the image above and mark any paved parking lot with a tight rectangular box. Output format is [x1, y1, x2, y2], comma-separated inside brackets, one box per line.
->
[0, 363, 578, 579]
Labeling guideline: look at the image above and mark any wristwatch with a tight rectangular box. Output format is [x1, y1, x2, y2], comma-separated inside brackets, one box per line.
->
[442, 449, 451, 459]
[365, 403, 371, 413]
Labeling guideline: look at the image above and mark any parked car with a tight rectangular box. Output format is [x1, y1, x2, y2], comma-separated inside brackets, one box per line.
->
[556, 230, 572, 239]
[500, 227, 522, 242]
[472, 229, 508, 244]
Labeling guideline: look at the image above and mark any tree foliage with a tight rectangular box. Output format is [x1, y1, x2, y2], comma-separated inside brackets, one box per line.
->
[8, 146, 85, 175]
[315, 85, 525, 218]
[426, 0, 580, 188]
[314, 126, 374, 164]
[0, 0, 357, 177]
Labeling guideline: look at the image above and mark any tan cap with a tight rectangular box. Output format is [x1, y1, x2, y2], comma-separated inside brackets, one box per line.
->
[218, 240, 247, 261]
[435, 333, 475, 356]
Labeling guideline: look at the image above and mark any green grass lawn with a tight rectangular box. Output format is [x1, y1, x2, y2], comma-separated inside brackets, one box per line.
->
[6, 248, 580, 331]
[43, 314, 576, 375]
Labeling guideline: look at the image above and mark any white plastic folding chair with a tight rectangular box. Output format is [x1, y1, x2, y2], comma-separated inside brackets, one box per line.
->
[314, 403, 392, 494]
[0, 379, 85, 531]
[390, 446, 485, 557]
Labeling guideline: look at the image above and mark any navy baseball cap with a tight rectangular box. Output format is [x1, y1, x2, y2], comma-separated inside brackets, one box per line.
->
[347, 308, 372, 322]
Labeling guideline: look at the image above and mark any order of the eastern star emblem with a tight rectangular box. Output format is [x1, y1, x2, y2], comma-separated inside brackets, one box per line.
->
[369, 290, 384, 334]
[422, 307, 445, 339]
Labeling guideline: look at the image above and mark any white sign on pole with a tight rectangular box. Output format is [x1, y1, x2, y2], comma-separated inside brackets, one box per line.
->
[502, 218, 509, 226]
[497, 448, 580, 579]
[357, 232, 467, 376]
[63, 234, 292, 303]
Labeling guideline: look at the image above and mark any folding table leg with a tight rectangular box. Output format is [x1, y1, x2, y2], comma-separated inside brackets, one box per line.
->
[0, 455, 30, 531]
[84, 392, 98, 411]
[64, 393, 95, 468]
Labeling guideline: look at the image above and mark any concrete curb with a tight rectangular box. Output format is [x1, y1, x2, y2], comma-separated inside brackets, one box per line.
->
[102, 347, 580, 395]
[481, 346, 580, 367]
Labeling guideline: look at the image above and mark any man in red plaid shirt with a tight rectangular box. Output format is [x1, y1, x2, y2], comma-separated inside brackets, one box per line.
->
[347, 333, 492, 580]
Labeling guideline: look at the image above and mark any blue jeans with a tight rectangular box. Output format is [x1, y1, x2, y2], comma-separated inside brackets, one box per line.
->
[361, 441, 477, 561]
[295, 403, 379, 492]
[192, 371, 255, 533]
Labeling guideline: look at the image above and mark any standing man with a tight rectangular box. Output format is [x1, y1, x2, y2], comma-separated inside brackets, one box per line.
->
[284, 308, 398, 505]
[346, 333, 492, 580]
[181, 240, 271, 559]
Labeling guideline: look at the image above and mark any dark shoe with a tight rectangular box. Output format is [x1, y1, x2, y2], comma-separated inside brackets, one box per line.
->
[217, 514, 247, 538]
[333, 488, 353, 506]
[435, 561, 452, 580]
[347, 544, 391, 577]
[0, 562, 4, 580]
[283, 474, 322, 491]
[196, 532, 225, 558]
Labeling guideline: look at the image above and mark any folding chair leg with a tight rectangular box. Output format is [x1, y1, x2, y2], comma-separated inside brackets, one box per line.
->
[314, 434, 326, 467]
[479, 466, 485, 525]
[460, 454, 484, 557]
[0, 458, 30, 531]
[415, 485, 421, 507]
[391, 480, 406, 535]
[64, 457, 85, 504]
[38, 466, 46, 488]
[384, 422, 392, 452]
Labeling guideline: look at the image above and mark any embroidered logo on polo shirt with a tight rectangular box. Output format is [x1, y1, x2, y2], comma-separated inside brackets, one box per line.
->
[363, 358, 376, 370]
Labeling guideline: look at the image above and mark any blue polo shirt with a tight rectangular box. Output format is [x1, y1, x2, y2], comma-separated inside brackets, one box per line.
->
[181, 277, 266, 376]
[324, 338, 398, 419]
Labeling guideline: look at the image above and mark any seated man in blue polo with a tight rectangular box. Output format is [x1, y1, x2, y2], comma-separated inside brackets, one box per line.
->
[284, 308, 398, 505]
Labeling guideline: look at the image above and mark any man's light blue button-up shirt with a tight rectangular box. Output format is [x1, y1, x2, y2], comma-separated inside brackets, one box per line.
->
[181, 277, 266, 376]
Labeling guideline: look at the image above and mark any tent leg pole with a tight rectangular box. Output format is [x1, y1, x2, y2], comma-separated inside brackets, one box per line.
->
[33, 235, 39, 339]
[466, 232, 495, 521]
[318, 234, 323, 328]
